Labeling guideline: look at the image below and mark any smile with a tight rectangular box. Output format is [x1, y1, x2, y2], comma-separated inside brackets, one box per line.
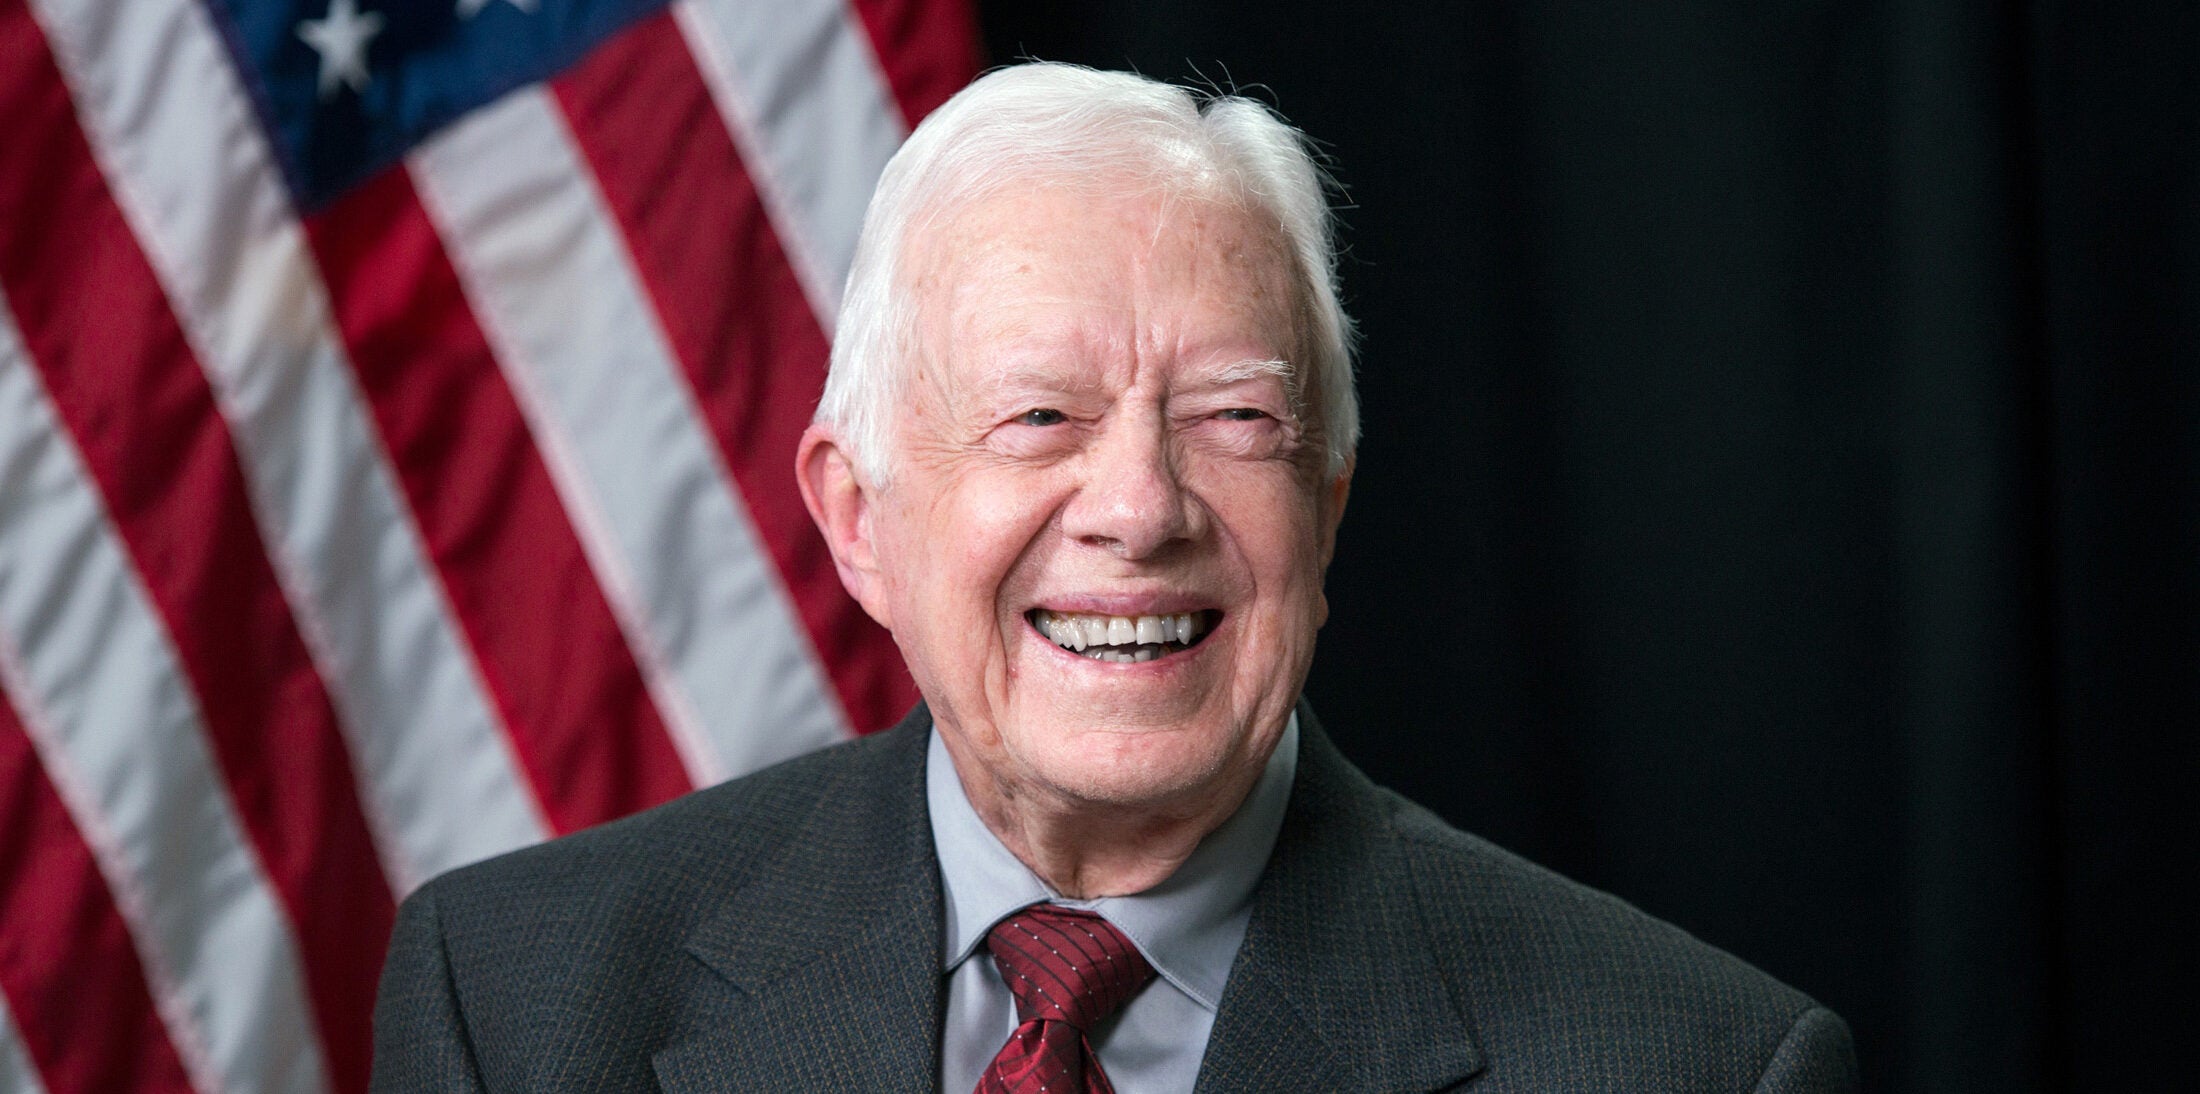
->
[1026, 609, 1220, 663]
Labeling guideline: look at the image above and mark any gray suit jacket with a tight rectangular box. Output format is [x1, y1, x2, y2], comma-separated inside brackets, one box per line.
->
[371, 703, 1859, 1092]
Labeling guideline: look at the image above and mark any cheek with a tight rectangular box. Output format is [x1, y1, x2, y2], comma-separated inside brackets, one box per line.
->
[1200, 468, 1329, 581]
[913, 468, 1067, 611]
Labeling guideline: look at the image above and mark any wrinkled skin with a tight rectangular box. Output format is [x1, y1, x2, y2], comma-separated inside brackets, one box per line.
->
[798, 176, 1350, 895]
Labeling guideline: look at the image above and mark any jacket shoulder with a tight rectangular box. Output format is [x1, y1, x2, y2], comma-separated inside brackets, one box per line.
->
[377, 728, 921, 1086]
[420, 728, 901, 930]
[1375, 789, 1853, 1088]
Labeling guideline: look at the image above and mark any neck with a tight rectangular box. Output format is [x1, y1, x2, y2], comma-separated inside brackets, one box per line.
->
[942, 741, 1267, 899]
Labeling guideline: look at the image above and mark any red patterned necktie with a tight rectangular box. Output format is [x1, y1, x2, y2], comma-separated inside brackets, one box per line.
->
[975, 904, 1156, 1094]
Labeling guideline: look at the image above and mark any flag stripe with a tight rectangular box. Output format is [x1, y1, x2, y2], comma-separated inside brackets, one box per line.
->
[0, 677, 198, 1094]
[554, 10, 919, 733]
[0, 297, 319, 1094]
[0, 998, 52, 1094]
[845, 0, 982, 128]
[671, 0, 907, 331]
[409, 80, 848, 781]
[0, 10, 387, 1090]
[1, 0, 978, 1086]
[305, 166, 695, 829]
[24, 0, 554, 890]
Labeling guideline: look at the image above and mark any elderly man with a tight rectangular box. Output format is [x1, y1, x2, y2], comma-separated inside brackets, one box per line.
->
[371, 63, 1859, 1092]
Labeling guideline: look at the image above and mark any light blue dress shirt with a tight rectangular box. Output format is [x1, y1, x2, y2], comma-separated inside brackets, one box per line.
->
[928, 715, 1298, 1094]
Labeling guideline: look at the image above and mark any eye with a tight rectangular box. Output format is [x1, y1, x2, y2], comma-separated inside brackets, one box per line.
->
[1015, 408, 1068, 427]
[1216, 407, 1271, 422]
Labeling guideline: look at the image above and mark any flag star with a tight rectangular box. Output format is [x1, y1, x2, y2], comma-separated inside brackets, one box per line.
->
[456, 0, 537, 18]
[297, 0, 384, 100]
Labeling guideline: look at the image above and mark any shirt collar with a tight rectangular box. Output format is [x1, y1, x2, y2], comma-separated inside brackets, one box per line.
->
[927, 713, 1298, 1012]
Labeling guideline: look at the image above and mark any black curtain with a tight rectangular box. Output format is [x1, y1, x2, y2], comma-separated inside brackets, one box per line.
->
[975, 3, 2198, 1090]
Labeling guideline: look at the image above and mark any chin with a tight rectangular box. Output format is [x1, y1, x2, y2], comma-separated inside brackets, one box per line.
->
[1019, 718, 1240, 808]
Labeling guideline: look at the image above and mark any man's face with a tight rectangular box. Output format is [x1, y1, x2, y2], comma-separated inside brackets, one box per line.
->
[844, 177, 1347, 816]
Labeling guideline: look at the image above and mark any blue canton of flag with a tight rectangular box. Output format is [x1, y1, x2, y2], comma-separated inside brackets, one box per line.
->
[212, 0, 668, 207]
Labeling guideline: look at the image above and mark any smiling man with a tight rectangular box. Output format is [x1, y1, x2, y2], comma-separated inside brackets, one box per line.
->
[371, 63, 1859, 1093]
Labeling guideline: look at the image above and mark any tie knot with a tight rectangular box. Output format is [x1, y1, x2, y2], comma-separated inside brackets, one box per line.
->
[985, 905, 1155, 1030]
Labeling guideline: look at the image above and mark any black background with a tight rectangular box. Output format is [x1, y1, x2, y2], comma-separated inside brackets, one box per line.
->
[976, 2, 2198, 1090]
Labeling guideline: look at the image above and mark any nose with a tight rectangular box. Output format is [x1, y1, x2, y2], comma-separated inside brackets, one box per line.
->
[1062, 411, 1200, 559]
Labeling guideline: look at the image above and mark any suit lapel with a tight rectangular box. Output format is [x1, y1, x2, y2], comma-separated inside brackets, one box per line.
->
[640, 702, 1481, 1092]
[652, 708, 945, 1093]
[1195, 704, 1486, 1093]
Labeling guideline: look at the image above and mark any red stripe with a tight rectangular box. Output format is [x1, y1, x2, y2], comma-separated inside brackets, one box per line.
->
[305, 166, 693, 829]
[845, 0, 981, 128]
[0, 5, 391, 1091]
[553, 13, 919, 733]
[0, 686, 196, 1094]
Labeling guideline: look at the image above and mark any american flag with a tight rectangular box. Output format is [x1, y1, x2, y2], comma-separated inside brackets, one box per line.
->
[0, 0, 971, 1089]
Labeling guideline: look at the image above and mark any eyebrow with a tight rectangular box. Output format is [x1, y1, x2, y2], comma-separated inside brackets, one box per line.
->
[959, 354, 1294, 408]
[1202, 357, 1293, 384]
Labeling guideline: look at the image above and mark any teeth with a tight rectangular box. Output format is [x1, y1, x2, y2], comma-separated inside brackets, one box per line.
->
[1032, 609, 1212, 658]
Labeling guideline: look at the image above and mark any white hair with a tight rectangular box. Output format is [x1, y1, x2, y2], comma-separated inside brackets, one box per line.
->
[816, 62, 1359, 484]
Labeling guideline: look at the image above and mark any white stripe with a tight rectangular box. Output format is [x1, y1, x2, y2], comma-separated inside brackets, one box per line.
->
[0, 300, 306, 1094]
[673, 0, 908, 329]
[25, 0, 549, 887]
[0, 996, 53, 1094]
[409, 89, 849, 783]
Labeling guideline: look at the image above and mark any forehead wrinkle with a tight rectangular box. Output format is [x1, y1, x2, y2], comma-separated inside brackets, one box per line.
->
[911, 173, 1308, 418]
[1153, 210, 1304, 369]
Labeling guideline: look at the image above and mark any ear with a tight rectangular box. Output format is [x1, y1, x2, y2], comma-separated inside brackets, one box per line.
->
[796, 424, 893, 630]
[1316, 455, 1353, 570]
